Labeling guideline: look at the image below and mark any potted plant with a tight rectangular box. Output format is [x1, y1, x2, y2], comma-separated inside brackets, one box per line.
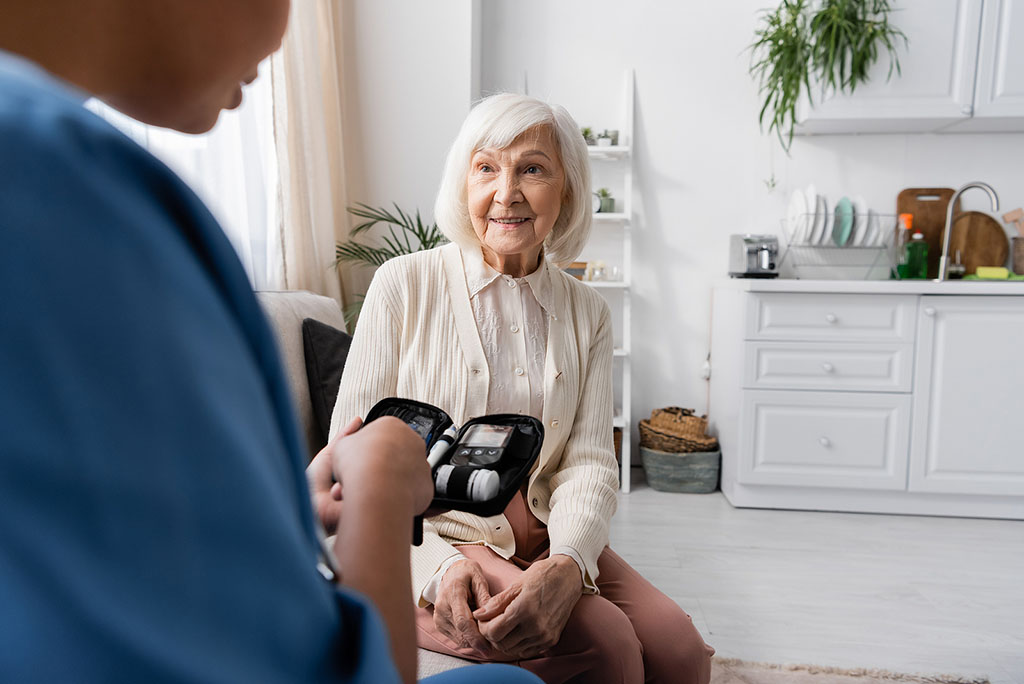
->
[580, 126, 595, 145]
[594, 188, 614, 214]
[335, 202, 447, 329]
[596, 130, 612, 147]
[749, 0, 906, 151]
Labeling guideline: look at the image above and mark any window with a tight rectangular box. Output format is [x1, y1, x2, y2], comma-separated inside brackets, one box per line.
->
[86, 60, 281, 289]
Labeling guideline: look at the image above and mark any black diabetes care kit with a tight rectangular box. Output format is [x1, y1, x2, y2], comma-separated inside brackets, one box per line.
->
[363, 397, 544, 545]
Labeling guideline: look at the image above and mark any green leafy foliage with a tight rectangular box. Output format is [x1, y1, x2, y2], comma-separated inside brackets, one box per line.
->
[749, 0, 906, 151]
[809, 0, 906, 92]
[335, 202, 447, 329]
[335, 202, 447, 268]
[750, 0, 814, 152]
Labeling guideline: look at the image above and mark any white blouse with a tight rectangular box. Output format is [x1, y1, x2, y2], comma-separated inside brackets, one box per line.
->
[462, 246, 552, 420]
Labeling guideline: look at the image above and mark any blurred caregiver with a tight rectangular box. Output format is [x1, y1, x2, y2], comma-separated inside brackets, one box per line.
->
[0, 2, 540, 684]
[326, 93, 714, 683]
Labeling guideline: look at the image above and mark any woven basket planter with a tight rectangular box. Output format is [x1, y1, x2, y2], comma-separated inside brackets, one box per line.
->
[638, 407, 719, 454]
[640, 447, 720, 493]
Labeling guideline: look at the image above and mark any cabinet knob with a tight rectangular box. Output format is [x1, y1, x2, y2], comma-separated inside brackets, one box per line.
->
[961, 105, 974, 116]
[924, 306, 936, 317]
[825, 313, 837, 324]
[822, 362, 835, 373]
[819, 436, 831, 448]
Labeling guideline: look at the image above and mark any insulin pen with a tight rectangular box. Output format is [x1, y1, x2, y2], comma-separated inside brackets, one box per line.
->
[426, 426, 459, 468]
[414, 425, 458, 547]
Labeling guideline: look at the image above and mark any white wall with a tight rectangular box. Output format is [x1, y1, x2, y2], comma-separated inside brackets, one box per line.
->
[478, 0, 1024, 437]
[340, 0, 478, 289]
[343, 0, 1024, 449]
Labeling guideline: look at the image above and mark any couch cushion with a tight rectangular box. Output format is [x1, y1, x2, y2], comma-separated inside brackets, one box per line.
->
[417, 650, 473, 678]
[302, 318, 352, 450]
[256, 290, 346, 460]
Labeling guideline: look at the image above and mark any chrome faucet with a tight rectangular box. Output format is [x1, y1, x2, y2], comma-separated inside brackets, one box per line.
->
[936, 182, 1000, 282]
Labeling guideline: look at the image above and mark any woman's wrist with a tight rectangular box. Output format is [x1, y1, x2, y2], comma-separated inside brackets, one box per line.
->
[547, 554, 584, 593]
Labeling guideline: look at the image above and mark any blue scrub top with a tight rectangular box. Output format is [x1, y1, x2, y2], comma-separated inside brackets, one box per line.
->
[0, 50, 400, 683]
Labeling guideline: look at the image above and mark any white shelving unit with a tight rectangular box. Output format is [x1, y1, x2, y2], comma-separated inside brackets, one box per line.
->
[582, 70, 635, 492]
[522, 68, 637, 491]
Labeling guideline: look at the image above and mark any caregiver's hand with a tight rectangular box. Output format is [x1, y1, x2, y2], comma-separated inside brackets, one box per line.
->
[306, 416, 362, 535]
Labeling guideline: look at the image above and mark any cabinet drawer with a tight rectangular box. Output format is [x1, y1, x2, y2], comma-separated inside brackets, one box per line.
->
[743, 341, 914, 392]
[738, 390, 910, 490]
[747, 293, 917, 342]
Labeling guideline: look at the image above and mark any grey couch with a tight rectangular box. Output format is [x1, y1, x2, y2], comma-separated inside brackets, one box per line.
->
[256, 290, 469, 679]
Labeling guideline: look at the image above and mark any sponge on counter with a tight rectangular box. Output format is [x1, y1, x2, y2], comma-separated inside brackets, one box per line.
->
[965, 266, 1024, 280]
[975, 266, 1010, 279]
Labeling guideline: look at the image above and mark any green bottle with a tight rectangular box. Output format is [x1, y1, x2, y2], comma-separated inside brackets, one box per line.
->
[906, 231, 928, 279]
[894, 213, 914, 279]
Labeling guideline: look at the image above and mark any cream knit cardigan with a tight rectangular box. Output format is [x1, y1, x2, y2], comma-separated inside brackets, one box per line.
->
[329, 243, 619, 603]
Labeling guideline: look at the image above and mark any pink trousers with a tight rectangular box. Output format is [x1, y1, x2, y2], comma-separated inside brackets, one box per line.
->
[415, 490, 714, 684]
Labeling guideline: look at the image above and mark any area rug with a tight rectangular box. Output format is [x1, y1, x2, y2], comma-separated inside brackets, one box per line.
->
[711, 658, 990, 684]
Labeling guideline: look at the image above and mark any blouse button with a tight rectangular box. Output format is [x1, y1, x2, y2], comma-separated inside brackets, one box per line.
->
[550, 419, 559, 428]
[511, 324, 520, 333]
[531, 498, 539, 507]
[472, 368, 481, 375]
[508, 280, 517, 288]
[514, 367, 525, 376]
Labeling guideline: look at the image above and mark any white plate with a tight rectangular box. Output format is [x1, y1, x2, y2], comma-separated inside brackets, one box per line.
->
[787, 189, 809, 243]
[816, 195, 831, 244]
[851, 196, 869, 246]
[811, 193, 827, 244]
[864, 209, 880, 247]
[804, 184, 819, 244]
[808, 191, 827, 244]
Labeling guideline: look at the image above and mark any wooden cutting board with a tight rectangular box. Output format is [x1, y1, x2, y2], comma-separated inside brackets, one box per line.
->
[949, 211, 1010, 275]
[897, 188, 961, 279]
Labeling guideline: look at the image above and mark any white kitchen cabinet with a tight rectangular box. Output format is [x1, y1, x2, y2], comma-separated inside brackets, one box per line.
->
[739, 389, 912, 490]
[710, 280, 1024, 520]
[796, 0, 982, 134]
[945, 0, 1024, 131]
[744, 341, 915, 392]
[908, 296, 1024, 495]
[795, 0, 1024, 134]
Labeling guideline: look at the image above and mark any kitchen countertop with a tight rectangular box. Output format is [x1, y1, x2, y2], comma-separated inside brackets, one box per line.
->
[718, 278, 1024, 295]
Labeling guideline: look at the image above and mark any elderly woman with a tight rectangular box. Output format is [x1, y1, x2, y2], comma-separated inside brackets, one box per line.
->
[326, 94, 713, 683]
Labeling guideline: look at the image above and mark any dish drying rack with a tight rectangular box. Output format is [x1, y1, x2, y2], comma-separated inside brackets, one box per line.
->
[777, 213, 899, 280]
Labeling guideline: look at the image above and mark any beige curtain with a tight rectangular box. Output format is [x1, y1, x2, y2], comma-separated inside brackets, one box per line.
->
[269, 0, 352, 307]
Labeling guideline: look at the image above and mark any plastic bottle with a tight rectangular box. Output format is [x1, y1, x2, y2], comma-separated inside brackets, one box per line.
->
[894, 213, 914, 279]
[906, 231, 929, 279]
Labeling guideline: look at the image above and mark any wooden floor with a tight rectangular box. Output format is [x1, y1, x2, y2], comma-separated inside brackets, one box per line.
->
[609, 474, 1024, 684]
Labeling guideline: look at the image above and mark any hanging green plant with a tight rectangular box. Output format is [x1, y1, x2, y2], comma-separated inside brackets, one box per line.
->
[749, 0, 906, 151]
[810, 0, 906, 92]
[750, 0, 815, 152]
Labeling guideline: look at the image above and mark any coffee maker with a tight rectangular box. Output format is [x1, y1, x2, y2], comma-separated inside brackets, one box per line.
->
[729, 234, 779, 278]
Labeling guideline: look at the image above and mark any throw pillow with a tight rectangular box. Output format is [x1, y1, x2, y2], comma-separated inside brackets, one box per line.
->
[301, 318, 352, 449]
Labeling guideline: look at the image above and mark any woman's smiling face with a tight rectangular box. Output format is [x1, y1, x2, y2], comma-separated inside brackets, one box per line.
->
[466, 125, 565, 275]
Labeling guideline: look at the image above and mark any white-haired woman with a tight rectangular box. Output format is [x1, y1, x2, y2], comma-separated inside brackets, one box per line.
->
[325, 94, 713, 683]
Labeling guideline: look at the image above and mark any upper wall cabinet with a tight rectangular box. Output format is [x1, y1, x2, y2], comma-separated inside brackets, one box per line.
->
[945, 0, 1024, 131]
[795, 0, 1024, 134]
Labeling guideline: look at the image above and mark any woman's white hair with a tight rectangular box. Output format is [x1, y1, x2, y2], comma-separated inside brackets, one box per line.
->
[434, 93, 592, 267]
